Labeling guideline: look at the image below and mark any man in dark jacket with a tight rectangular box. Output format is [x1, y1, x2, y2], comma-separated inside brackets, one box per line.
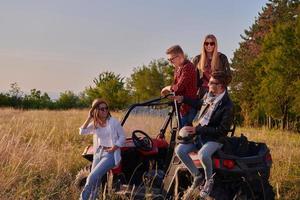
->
[173, 71, 233, 198]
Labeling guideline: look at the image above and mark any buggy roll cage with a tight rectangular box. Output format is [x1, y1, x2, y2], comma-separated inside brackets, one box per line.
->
[120, 93, 181, 139]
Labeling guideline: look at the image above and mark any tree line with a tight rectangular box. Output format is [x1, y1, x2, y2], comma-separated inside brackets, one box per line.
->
[1, 0, 299, 131]
[231, 0, 300, 131]
[0, 59, 173, 110]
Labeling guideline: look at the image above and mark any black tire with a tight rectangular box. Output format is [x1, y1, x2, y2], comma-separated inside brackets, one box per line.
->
[257, 180, 275, 200]
[152, 194, 164, 200]
[237, 179, 275, 200]
[74, 165, 91, 190]
[233, 187, 252, 200]
[210, 185, 230, 200]
[296, 122, 300, 133]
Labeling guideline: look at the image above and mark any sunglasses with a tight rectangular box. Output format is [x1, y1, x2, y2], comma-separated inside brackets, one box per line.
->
[208, 81, 221, 86]
[98, 106, 108, 111]
[204, 42, 215, 46]
[168, 55, 179, 62]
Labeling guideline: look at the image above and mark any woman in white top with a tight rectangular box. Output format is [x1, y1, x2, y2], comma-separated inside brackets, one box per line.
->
[79, 99, 126, 200]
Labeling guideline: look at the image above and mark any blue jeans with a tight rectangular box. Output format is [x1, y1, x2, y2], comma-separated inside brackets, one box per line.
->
[80, 147, 115, 200]
[175, 141, 223, 181]
[180, 107, 197, 127]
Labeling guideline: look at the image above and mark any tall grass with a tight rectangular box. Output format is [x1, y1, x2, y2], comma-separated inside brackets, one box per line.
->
[0, 108, 91, 199]
[0, 108, 299, 199]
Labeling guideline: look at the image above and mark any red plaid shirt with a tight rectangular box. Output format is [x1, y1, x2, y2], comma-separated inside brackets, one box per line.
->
[171, 60, 197, 116]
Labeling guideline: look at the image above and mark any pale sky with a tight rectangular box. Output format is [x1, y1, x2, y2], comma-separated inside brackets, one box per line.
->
[0, 0, 268, 97]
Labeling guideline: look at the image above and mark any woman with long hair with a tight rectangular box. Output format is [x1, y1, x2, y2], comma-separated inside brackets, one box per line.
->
[79, 99, 125, 200]
[192, 34, 232, 98]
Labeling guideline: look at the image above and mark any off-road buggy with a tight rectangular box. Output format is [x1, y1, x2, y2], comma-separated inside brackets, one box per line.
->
[75, 94, 275, 200]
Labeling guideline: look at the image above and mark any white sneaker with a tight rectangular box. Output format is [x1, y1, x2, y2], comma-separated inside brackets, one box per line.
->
[200, 174, 215, 198]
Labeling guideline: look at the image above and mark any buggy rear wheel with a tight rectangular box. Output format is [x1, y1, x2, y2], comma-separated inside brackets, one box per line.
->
[256, 180, 275, 200]
[233, 179, 275, 200]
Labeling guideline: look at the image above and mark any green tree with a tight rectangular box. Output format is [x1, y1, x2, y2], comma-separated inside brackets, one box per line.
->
[77, 92, 90, 108]
[0, 93, 10, 107]
[56, 90, 80, 109]
[231, 0, 299, 127]
[85, 71, 130, 110]
[8, 82, 23, 108]
[127, 59, 173, 102]
[291, 14, 300, 115]
[257, 15, 300, 129]
[23, 89, 52, 109]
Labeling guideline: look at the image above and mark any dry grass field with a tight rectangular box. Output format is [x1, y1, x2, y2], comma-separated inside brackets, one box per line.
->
[0, 108, 299, 199]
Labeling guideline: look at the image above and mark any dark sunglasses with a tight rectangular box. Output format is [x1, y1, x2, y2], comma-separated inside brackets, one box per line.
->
[204, 42, 215, 46]
[98, 106, 108, 111]
[208, 81, 221, 86]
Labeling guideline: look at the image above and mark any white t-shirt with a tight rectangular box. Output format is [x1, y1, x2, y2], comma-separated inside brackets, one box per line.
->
[96, 126, 113, 147]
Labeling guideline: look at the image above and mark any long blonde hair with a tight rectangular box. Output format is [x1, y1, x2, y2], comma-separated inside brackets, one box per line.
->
[91, 98, 111, 127]
[198, 34, 219, 72]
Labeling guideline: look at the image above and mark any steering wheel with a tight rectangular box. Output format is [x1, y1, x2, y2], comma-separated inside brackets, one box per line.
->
[132, 130, 153, 151]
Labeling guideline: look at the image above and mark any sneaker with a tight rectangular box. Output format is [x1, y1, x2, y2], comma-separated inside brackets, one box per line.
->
[200, 173, 215, 198]
[191, 173, 204, 189]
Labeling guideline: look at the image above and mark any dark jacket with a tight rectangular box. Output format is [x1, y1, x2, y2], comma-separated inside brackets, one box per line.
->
[183, 91, 233, 143]
[192, 53, 232, 88]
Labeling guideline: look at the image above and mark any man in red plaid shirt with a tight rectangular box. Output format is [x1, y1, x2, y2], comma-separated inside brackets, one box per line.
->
[161, 45, 198, 127]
